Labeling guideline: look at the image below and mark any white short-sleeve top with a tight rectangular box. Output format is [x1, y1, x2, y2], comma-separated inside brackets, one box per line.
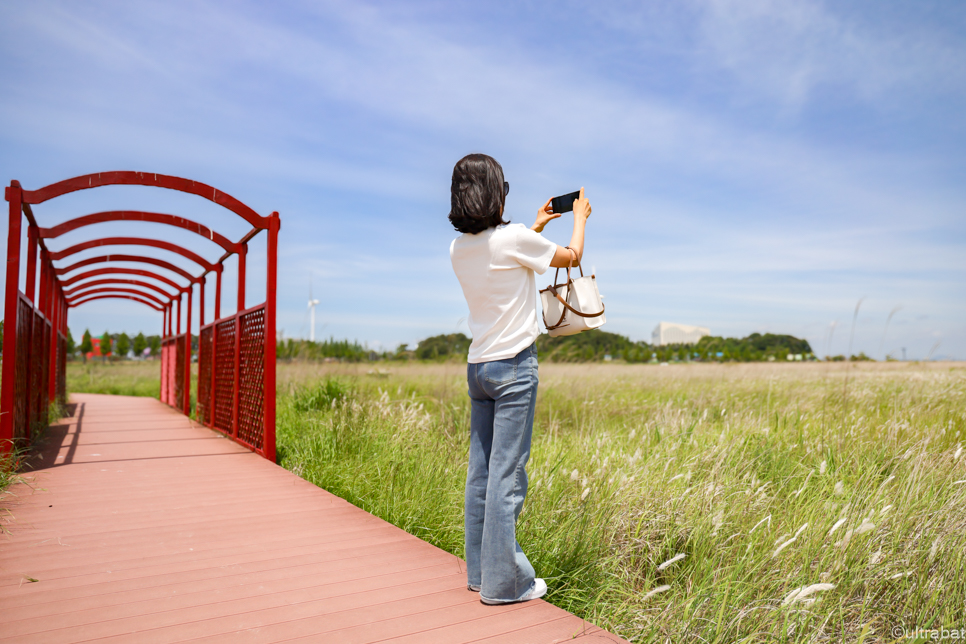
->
[450, 223, 557, 363]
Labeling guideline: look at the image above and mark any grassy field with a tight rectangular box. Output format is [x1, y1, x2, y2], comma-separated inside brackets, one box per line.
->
[66, 359, 966, 642]
[66, 359, 167, 398]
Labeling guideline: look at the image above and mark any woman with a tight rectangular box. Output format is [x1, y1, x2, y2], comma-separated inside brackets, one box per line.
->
[448, 153, 592, 604]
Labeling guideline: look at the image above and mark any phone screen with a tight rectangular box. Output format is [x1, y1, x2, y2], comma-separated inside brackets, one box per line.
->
[551, 191, 581, 214]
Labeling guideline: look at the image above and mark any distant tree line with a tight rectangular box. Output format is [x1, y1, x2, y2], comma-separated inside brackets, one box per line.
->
[69, 329, 161, 362]
[270, 330, 817, 364]
[276, 337, 384, 362]
[540, 331, 815, 363]
[1, 324, 889, 365]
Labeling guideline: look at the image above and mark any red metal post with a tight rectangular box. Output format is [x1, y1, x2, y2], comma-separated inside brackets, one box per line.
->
[237, 243, 247, 312]
[232, 309, 240, 440]
[38, 249, 48, 313]
[1, 183, 24, 452]
[184, 284, 192, 415]
[176, 294, 181, 336]
[25, 225, 38, 303]
[263, 212, 280, 462]
[160, 303, 168, 402]
[208, 318, 216, 427]
[198, 276, 206, 423]
[48, 271, 59, 402]
[214, 265, 222, 320]
[199, 275, 206, 327]
[232, 245, 246, 440]
[48, 257, 55, 316]
[47, 260, 56, 405]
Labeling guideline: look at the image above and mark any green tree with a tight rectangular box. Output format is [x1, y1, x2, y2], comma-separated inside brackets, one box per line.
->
[133, 332, 147, 358]
[80, 329, 93, 363]
[116, 333, 131, 359]
[415, 333, 471, 361]
[99, 331, 112, 362]
[67, 329, 76, 358]
[148, 335, 161, 357]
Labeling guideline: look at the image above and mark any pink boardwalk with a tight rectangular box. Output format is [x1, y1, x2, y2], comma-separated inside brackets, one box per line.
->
[0, 394, 627, 643]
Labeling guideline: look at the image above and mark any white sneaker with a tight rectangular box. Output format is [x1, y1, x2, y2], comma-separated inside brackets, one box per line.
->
[480, 578, 547, 605]
[468, 584, 481, 592]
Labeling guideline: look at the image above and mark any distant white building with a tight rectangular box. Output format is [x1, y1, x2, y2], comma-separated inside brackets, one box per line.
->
[652, 322, 710, 346]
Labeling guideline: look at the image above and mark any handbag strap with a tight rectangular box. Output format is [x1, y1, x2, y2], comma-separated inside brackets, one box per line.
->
[551, 246, 583, 288]
[544, 286, 570, 330]
[546, 282, 606, 319]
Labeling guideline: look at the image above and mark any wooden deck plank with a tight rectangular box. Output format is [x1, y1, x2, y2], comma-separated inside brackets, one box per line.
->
[3, 555, 457, 630]
[0, 394, 629, 644]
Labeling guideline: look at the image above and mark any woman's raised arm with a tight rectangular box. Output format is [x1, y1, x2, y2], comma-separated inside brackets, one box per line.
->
[547, 187, 591, 267]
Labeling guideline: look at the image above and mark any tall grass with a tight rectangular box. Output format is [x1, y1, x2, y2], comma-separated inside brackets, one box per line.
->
[65, 359, 966, 641]
[0, 400, 68, 499]
[277, 362, 966, 642]
[0, 442, 27, 500]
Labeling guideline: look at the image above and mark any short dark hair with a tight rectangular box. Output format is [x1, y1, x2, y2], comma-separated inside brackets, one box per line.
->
[448, 153, 509, 234]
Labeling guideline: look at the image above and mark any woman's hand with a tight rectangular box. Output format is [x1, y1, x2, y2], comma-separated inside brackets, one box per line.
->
[573, 187, 591, 222]
[531, 198, 560, 233]
[549, 187, 591, 267]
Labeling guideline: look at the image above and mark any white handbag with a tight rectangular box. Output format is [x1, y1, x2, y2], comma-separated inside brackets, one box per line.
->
[540, 247, 606, 337]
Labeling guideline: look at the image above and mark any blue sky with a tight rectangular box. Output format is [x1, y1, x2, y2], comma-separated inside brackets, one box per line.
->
[1, 0, 963, 359]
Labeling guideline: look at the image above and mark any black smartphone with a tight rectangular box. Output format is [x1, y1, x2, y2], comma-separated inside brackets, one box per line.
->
[551, 190, 581, 214]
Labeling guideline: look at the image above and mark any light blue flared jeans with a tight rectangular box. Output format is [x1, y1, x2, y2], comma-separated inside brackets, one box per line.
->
[464, 342, 538, 603]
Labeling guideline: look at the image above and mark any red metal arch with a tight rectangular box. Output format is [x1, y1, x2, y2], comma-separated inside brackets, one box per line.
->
[22, 171, 270, 229]
[56, 254, 197, 283]
[39, 211, 240, 253]
[3, 170, 279, 463]
[70, 293, 164, 312]
[67, 287, 166, 308]
[48, 237, 214, 270]
[62, 267, 185, 293]
[64, 278, 176, 301]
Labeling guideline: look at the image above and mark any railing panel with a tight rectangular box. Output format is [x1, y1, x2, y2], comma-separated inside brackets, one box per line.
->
[30, 311, 45, 432]
[174, 334, 185, 411]
[197, 326, 213, 425]
[161, 338, 179, 407]
[160, 340, 167, 404]
[237, 306, 265, 451]
[14, 295, 32, 440]
[39, 318, 50, 427]
[213, 318, 236, 434]
[57, 332, 67, 406]
[159, 339, 166, 403]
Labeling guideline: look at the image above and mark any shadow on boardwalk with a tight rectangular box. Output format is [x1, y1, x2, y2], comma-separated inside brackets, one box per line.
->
[0, 394, 627, 643]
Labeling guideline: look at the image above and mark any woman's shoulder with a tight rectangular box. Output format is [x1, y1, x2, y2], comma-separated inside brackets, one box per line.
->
[490, 223, 528, 240]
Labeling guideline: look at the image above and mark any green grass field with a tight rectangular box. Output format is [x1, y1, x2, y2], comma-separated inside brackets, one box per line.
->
[65, 359, 966, 642]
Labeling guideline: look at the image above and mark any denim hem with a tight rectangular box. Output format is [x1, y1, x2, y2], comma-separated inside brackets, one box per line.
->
[480, 579, 536, 605]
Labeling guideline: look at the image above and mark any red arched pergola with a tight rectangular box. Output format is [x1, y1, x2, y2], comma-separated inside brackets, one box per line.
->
[2, 172, 280, 460]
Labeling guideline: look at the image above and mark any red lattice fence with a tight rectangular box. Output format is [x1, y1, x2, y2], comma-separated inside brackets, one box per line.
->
[213, 317, 236, 434]
[13, 295, 33, 441]
[197, 326, 213, 425]
[56, 332, 67, 406]
[198, 304, 270, 457]
[174, 333, 186, 411]
[160, 338, 177, 407]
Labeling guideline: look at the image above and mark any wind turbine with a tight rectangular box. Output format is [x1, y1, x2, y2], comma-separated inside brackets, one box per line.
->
[308, 276, 320, 342]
